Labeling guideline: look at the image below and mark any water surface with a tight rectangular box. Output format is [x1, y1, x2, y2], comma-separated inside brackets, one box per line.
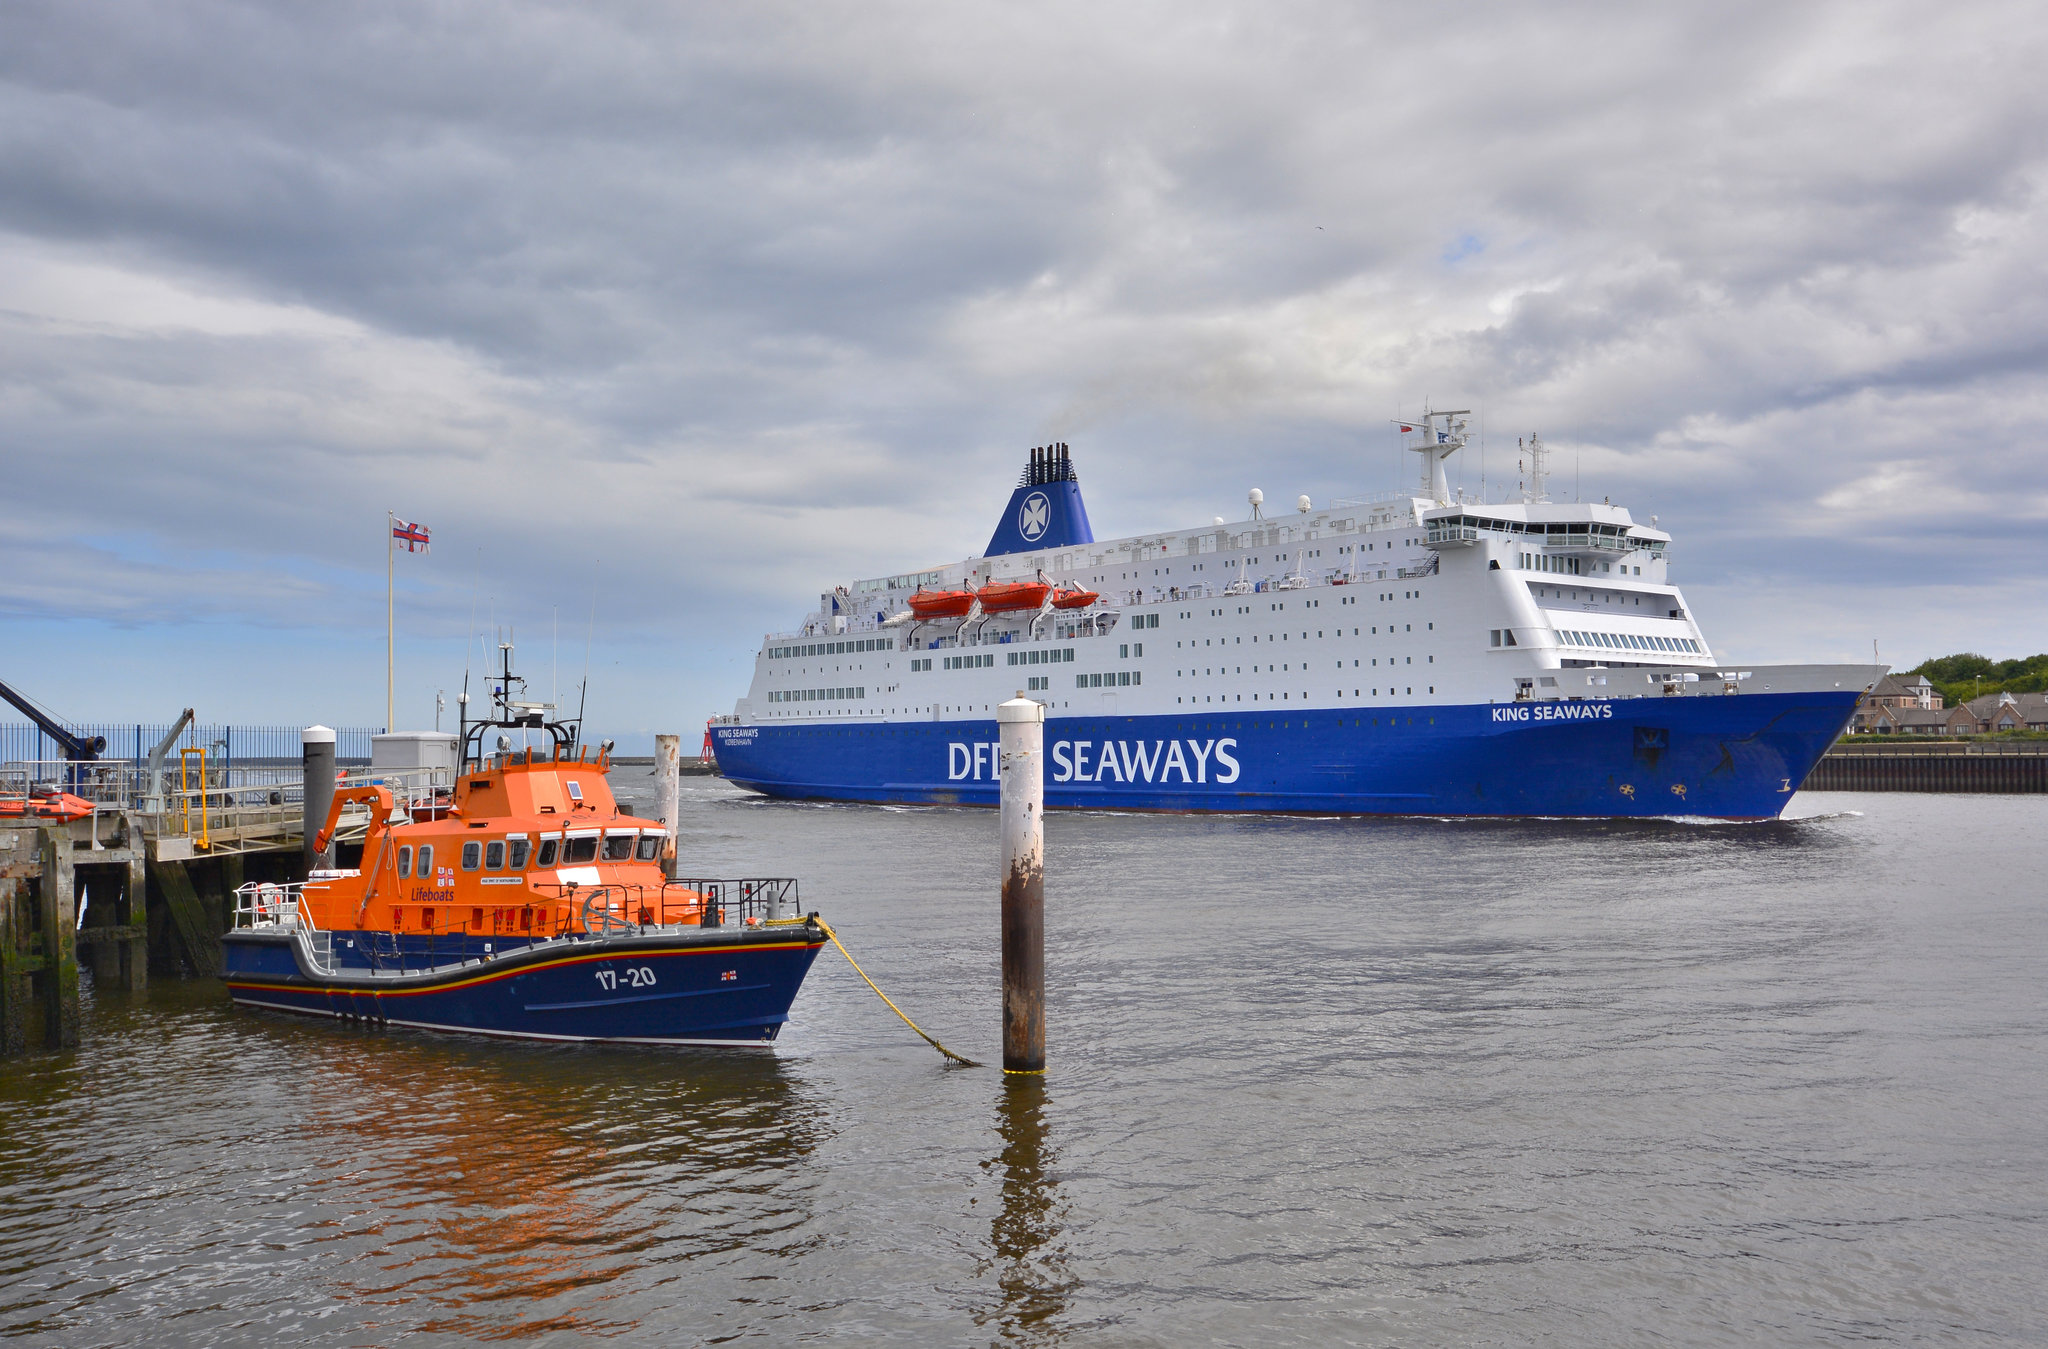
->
[2, 787, 2043, 1345]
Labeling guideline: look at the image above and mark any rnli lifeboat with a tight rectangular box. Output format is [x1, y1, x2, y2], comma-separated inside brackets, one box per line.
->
[221, 646, 825, 1046]
[1050, 585, 1099, 610]
[975, 580, 1053, 612]
[908, 587, 975, 619]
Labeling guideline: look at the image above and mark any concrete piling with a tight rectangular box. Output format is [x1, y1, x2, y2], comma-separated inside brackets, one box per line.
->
[302, 725, 336, 870]
[998, 694, 1046, 1075]
[654, 733, 681, 871]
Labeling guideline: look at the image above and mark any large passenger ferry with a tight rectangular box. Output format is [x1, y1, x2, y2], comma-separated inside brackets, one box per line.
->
[711, 416, 1881, 818]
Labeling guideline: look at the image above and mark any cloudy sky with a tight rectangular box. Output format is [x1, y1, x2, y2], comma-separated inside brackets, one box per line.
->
[4, 0, 2044, 744]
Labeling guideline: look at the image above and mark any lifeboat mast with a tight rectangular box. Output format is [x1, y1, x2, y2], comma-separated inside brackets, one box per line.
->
[458, 641, 587, 771]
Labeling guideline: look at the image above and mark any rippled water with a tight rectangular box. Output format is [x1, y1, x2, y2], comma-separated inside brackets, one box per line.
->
[3, 786, 2044, 1346]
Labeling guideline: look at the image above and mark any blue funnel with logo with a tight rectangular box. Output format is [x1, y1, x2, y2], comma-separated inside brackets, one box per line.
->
[984, 443, 1095, 557]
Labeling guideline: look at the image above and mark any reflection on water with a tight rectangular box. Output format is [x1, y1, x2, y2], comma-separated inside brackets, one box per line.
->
[282, 1030, 821, 1338]
[981, 1076, 1072, 1342]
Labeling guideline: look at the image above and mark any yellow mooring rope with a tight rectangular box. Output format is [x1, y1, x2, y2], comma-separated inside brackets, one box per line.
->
[810, 917, 981, 1067]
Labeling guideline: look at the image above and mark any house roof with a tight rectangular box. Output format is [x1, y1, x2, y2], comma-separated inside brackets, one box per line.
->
[1964, 690, 2048, 718]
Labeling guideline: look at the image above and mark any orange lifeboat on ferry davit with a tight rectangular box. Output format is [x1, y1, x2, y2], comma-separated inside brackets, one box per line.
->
[907, 588, 975, 619]
[975, 580, 1053, 613]
[1050, 585, 1099, 610]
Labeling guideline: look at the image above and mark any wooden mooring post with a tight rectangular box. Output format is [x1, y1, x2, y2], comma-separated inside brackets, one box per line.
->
[998, 694, 1046, 1075]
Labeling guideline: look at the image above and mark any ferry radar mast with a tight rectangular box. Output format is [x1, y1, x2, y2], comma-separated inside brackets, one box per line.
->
[1397, 408, 1470, 506]
[1519, 433, 1550, 503]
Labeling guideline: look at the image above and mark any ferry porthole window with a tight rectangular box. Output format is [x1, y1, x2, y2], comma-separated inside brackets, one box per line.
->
[484, 840, 505, 871]
[397, 845, 413, 879]
[462, 841, 482, 871]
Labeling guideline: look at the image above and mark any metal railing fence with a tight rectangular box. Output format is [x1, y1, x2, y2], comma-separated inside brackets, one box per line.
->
[0, 722, 380, 770]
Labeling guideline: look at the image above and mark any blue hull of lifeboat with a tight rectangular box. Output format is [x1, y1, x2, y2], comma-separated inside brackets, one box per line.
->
[222, 923, 826, 1045]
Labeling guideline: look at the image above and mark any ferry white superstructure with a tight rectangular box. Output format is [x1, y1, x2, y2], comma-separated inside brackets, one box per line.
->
[711, 418, 1881, 818]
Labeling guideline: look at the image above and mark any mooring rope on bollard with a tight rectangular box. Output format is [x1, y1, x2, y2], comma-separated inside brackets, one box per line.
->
[809, 917, 981, 1067]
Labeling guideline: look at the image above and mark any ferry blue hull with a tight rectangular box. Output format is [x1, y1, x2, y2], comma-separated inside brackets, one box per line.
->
[714, 691, 1862, 819]
[223, 926, 825, 1045]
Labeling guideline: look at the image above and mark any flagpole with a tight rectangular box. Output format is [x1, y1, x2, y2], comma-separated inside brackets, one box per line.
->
[387, 510, 395, 733]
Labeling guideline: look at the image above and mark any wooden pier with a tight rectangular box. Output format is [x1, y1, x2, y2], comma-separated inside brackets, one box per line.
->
[1, 788, 352, 1054]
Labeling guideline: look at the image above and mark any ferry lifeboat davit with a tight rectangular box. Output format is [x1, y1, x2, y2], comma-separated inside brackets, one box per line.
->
[221, 645, 826, 1046]
[974, 579, 1053, 612]
[907, 587, 975, 619]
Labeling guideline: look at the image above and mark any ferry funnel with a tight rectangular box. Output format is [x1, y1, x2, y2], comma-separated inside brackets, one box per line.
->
[984, 442, 1095, 556]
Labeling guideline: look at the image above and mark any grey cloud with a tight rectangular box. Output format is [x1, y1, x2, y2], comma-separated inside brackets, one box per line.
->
[4, 0, 2046, 728]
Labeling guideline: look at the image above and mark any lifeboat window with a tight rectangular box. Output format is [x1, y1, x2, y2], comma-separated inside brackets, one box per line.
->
[537, 839, 559, 867]
[398, 845, 413, 879]
[564, 836, 599, 864]
[484, 840, 506, 871]
[509, 838, 531, 870]
[461, 841, 482, 871]
[603, 834, 635, 862]
[416, 845, 433, 876]
[636, 834, 661, 862]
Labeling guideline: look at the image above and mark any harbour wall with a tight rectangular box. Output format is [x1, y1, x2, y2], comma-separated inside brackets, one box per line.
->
[1805, 740, 2048, 793]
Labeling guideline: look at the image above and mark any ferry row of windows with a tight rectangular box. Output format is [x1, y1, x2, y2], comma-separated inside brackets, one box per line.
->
[1553, 630, 1701, 654]
[395, 831, 662, 877]
[1005, 648, 1078, 666]
[1178, 689, 1433, 703]
[1129, 614, 1160, 629]
[770, 686, 866, 702]
[1079, 672, 1141, 688]
[770, 638, 893, 659]
[945, 654, 994, 669]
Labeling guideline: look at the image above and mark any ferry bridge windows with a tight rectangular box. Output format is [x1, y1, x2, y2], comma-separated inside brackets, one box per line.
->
[461, 841, 482, 871]
[484, 840, 506, 871]
[564, 836, 599, 864]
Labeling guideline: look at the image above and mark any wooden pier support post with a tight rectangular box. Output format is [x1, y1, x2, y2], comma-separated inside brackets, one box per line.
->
[35, 828, 80, 1050]
[998, 694, 1046, 1075]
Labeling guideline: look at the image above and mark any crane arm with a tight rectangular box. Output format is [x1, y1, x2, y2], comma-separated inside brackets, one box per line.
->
[311, 783, 396, 855]
[0, 677, 104, 761]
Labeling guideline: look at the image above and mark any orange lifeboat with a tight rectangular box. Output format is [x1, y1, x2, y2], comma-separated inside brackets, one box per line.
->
[0, 790, 94, 821]
[975, 580, 1053, 612]
[1051, 586, 1099, 610]
[908, 588, 975, 619]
